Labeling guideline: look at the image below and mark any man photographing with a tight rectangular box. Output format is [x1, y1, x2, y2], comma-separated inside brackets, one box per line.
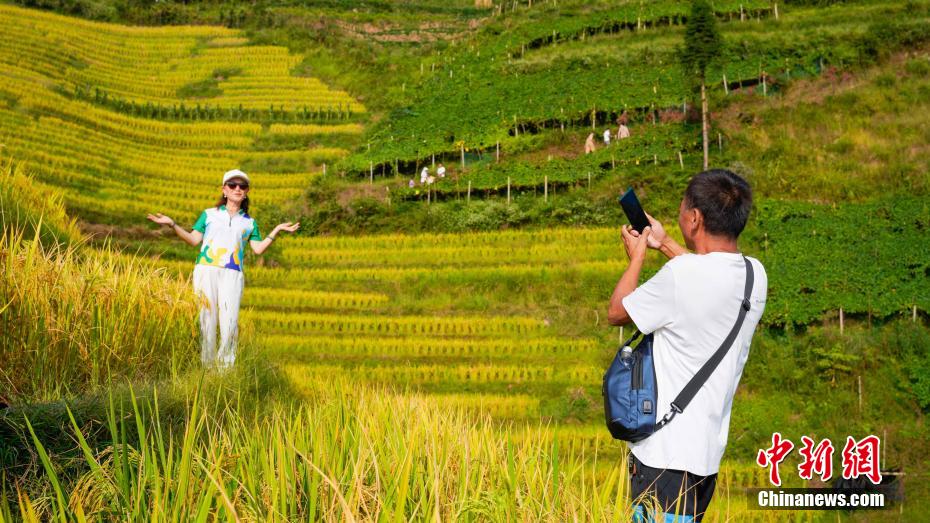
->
[607, 169, 768, 522]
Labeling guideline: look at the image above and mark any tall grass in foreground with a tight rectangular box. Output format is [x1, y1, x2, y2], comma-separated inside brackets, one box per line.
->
[0, 159, 80, 247]
[0, 160, 199, 403]
[0, 379, 815, 522]
[0, 228, 200, 403]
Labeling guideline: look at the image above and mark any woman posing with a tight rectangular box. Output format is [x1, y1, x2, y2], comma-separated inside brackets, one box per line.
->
[147, 169, 299, 369]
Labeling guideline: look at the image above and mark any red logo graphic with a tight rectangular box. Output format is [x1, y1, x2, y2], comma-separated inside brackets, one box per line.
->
[841, 435, 882, 485]
[798, 436, 834, 482]
[757, 434, 882, 486]
[756, 432, 795, 487]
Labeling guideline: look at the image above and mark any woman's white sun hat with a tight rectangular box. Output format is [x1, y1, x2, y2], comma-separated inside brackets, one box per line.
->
[222, 169, 250, 185]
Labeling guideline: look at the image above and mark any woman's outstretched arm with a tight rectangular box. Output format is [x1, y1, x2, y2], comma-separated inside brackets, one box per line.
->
[146, 213, 203, 246]
[250, 222, 300, 255]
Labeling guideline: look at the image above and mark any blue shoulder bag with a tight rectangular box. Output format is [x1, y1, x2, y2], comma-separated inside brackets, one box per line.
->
[602, 257, 754, 442]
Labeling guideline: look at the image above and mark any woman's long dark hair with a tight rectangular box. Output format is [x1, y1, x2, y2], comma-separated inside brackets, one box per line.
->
[215, 194, 250, 213]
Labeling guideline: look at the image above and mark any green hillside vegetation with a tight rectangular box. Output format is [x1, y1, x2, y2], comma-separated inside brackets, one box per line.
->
[1, 0, 928, 520]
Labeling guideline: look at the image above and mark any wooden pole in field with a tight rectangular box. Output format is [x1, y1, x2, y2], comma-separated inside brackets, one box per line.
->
[461, 143, 465, 170]
[496, 141, 500, 162]
[774, 3, 779, 20]
[432, 154, 435, 168]
[544, 176, 548, 202]
[858, 375, 862, 413]
[587, 172, 591, 190]
[839, 308, 845, 335]
[507, 177, 511, 204]
[914, 305, 919, 322]
[467, 181, 471, 203]
[723, 74, 729, 94]
[322, 163, 326, 176]
[369, 162, 373, 184]
[718, 132, 723, 152]
[678, 151, 684, 169]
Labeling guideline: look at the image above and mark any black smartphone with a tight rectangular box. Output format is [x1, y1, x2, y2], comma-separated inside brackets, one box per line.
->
[618, 188, 650, 233]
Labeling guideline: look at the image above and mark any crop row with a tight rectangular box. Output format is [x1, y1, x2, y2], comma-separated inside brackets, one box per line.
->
[284, 371, 543, 418]
[241, 311, 548, 337]
[245, 260, 624, 287]
[277, 241, 616, 268]
[260, 334, 599, 360]
[243, 288, 390, 310]
[284, 363, 601, 384]
[282, 227, 615, 251]
[268, 123, 364, 135]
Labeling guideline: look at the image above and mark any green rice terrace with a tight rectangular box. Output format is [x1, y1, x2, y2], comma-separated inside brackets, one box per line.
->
[0, 0, 928, 520]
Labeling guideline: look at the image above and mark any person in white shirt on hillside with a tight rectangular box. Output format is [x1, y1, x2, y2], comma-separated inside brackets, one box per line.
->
[603, 128, 611, 145]
[146, 169, 300, 369]
[420, 166, 429, 184]
[437, 163, 446, 178]
[607, 169, 767, 522]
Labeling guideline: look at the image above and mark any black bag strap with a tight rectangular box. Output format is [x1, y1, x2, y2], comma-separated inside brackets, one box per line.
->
[654, 256, 754, 431]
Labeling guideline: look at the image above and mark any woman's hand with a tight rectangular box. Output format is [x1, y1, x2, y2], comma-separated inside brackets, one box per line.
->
[253, 222, 300, 255]
[146, 213, 175, 227]
[147, 213, 202, 246]
[621, 225, 651, 261]
[273, 222, 301, 235]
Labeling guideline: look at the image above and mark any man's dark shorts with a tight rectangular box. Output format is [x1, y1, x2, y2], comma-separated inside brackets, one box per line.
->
[629, 452, 717, 522]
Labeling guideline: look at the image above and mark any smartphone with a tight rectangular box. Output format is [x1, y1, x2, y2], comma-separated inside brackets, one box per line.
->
[618, 188, 650, 233]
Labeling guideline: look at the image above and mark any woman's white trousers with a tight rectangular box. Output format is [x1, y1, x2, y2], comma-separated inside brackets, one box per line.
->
[192, 264, 244, 368]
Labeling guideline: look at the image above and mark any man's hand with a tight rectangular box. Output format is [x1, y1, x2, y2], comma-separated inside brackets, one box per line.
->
[627, 212, 666, 249]
[621, 225, 651, 261]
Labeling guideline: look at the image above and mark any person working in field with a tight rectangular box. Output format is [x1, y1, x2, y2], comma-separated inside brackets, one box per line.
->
[608, 169, 768, 521]
[584, 132, 596, 154]
[146, 169, 300, 369]
[617, 123, 631, 140]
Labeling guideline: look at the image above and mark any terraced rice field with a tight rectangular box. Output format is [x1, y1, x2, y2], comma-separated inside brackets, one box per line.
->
[0, 4, 362, 222]
[0, 4, 834, 519]
[134, 225, 813, 521]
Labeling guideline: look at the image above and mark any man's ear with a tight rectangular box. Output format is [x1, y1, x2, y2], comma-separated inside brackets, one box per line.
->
[691, 208, 704, 229]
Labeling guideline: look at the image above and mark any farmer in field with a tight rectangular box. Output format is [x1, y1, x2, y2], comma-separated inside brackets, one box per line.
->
[584, 132, 596, 154]
[146, 169, 300, 369]
[617, 123, 631, 140]
[607, 169, 768, 521]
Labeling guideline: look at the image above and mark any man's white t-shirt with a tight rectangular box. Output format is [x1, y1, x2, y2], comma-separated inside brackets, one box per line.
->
[622, 252, 767, 476]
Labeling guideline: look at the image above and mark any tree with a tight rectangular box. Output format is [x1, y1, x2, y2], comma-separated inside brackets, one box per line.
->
[680, 0, 723, 170]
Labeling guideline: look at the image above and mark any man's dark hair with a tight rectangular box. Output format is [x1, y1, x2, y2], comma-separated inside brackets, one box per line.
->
[683, 169, 753, 239]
